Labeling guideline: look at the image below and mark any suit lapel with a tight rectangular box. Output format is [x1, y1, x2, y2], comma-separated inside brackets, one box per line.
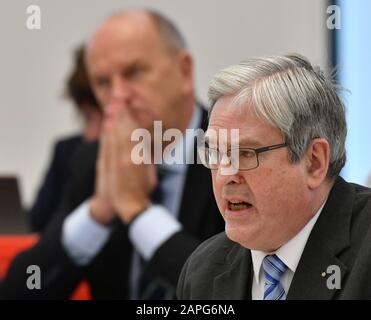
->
[287, 177, 353, 300]
[287, 243, 348, 300]
[212, 243, 253, 299]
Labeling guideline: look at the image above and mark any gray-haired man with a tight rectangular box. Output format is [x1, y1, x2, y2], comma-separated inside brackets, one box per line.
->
[177, 54, 371, 300]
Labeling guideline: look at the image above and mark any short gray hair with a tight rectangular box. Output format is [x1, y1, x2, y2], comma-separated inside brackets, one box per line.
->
[208, 54, 347, 179]
[148, 10, 187, 54]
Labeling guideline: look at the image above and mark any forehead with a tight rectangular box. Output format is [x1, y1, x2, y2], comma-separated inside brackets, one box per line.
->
[86, 16, 167, 73]
[206, 95, 283, 145]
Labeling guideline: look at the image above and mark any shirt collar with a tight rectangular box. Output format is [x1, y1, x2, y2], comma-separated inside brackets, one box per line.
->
[160, 105, 201, 173]
[251, 200, 326, 285]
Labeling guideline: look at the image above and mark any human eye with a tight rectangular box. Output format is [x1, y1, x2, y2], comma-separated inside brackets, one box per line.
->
[208, 148, 219, 163]
[123, 64, 145, 79]
[93, 76, 110, 88]
[239, 149, 256, 158]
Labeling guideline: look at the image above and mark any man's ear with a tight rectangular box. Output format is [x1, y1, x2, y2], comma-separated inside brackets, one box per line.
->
[177, 50, 193, 90]
[305, 138, 330, 189]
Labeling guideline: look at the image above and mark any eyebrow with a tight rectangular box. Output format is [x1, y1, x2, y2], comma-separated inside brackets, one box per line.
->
[238, 137, 264, 147]
[204, 134, 264, 148]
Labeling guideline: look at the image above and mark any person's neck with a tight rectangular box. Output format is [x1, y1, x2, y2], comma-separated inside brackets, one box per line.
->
[151, 97, 196, 157]
[264, 181, 333, 253]
[164, 98, 195, 149]
[310, 178, 334, 217]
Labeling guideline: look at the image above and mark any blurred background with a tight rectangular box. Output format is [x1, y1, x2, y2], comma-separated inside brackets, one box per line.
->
[0, 0, 369, 213]
[334, 0, 371, 187]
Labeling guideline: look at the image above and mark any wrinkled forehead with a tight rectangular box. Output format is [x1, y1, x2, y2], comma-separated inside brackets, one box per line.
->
[205, 95, 282, 147]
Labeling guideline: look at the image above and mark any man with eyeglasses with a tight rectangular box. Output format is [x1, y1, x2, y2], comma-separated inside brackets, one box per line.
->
[178, 54, 371, 300]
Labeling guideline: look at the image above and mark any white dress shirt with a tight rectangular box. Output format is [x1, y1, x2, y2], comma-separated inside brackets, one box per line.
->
[251, 201, 326, 300]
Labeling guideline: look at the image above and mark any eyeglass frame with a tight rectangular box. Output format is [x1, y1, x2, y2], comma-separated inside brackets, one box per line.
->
[199, 142, 288, 171]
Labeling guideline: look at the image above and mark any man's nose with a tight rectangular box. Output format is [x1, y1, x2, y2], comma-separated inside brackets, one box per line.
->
[215, 160, 245, 184]
[109, 76, 133, 105]
[104, 77, 133, 115]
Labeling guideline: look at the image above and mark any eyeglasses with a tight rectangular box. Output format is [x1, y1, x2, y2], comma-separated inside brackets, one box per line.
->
[198, 143, 288, 171]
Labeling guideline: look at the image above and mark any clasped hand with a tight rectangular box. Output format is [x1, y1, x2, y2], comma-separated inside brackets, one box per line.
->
[90, 103, 157, 225]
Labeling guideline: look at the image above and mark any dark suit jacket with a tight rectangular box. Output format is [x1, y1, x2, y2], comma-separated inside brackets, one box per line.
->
[0, 106, 224, 300]
[28, 135, 83, 232]
[177, 177, 371, 300]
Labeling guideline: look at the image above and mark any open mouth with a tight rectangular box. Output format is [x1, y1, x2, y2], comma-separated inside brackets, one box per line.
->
[227, 200, 252, 211]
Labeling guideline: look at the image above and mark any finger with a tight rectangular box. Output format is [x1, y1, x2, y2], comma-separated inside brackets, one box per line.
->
[111, 112, 137, 154]
[103, 103, 123, 133]
[106, 122, 116, 175]
[110, 117, 127, 184]
[105, 101, 123, 118]
[97, 128, 108, 173]
[117, 105, 139, 131]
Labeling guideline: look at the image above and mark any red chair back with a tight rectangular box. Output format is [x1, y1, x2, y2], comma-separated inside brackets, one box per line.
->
[0, 235, 91, 299]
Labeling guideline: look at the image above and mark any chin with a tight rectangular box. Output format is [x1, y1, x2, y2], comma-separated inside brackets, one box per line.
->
[225, 227, 237, 243]
[225, 224, 246, 245]
[225, 224, 262, 250]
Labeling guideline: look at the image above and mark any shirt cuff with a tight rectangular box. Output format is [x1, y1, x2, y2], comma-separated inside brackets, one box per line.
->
[62, 201, 112, 266]
[128, 205, 182, 260]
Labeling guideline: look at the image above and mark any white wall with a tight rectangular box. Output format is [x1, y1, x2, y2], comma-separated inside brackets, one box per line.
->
[0, 0, 329, 206]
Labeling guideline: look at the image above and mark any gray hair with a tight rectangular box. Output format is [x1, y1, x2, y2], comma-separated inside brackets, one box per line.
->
[208, 54, 347, 179]
[148, 10, 187, 54]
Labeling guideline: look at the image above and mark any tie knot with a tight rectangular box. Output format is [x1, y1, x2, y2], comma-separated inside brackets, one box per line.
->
[262, 254, 288, 285]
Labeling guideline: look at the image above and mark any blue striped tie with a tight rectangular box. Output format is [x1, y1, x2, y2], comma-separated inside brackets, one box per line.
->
[262, 254, 288, 300]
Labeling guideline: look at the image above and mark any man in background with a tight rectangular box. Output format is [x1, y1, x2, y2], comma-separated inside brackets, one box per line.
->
[1, 9, 223, 299]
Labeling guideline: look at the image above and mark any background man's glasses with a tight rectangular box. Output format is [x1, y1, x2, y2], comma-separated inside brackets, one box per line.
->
[198, 143, 287, 171]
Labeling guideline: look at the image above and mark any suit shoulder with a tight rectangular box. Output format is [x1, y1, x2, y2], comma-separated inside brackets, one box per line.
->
[353, 183, 371, 204]
[53, 135, 83, 163]
[178, 232, 240, 299]
[196, 231, 232, 252]
[55, 135, 82, 150]
[349, 182, 371, 221]
[185, 232, 234, 270]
